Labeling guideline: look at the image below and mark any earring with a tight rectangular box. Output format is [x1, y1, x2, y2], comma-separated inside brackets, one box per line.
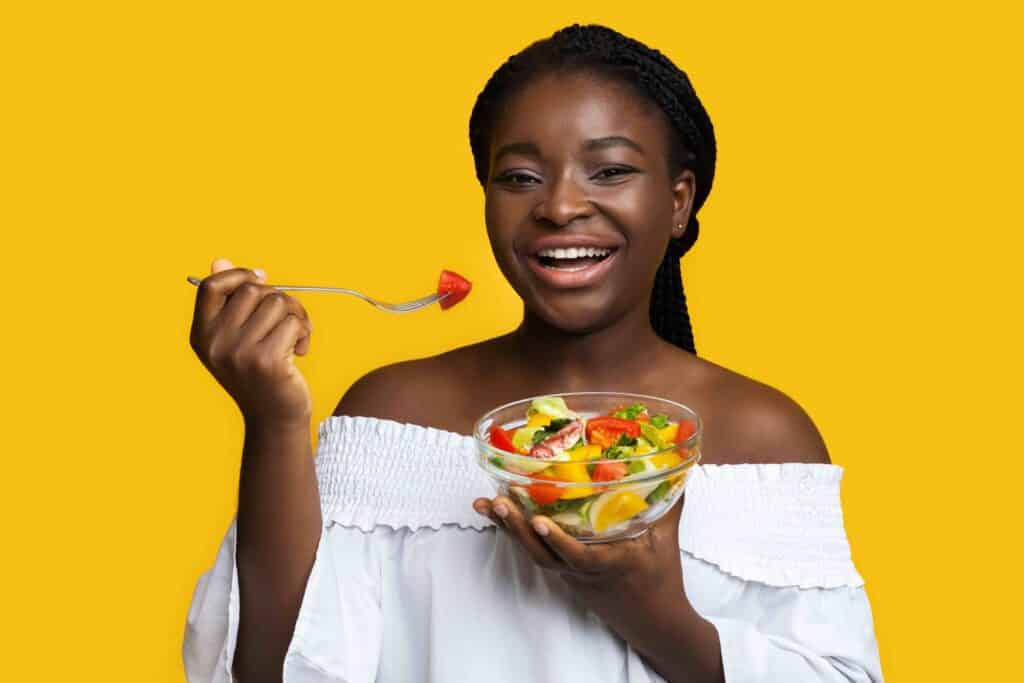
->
[673, 222, 684, 237]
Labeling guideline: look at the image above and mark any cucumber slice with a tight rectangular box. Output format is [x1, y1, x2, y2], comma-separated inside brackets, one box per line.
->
[646, 481, 671, 504]
[512, 426, 543, 451]
[640, 422, 668, 450]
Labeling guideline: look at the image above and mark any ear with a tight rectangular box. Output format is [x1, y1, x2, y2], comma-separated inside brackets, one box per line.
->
[670, 170, 697, 239]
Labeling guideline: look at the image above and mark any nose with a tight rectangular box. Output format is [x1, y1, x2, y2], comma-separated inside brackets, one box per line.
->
[532, 172, 593, 227]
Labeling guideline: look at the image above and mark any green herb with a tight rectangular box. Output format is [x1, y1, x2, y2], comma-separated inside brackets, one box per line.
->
[604, 445, 635, 460]
[612, 403, 648, 420]
[613, 433, 638, 448]
[531, 429, 550, 445]
[489, 456, 505, 469]
[646, 481, 671, 504]
[649, 414, 669, 429]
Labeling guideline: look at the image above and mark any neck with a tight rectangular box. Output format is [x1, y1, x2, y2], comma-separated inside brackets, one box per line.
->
[507, 303, 672, 391]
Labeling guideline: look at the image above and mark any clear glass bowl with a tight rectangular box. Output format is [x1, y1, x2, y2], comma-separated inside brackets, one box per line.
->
[473, 392, 702, 544]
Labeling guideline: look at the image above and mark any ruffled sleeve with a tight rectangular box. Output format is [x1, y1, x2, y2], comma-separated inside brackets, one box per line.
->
[679, 464, 884, 682]
[182, 415, 496, 683]
[182, 519, 386, 683]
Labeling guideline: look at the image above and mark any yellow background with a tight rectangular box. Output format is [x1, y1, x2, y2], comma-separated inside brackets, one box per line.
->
[3, 2, 1020, 680]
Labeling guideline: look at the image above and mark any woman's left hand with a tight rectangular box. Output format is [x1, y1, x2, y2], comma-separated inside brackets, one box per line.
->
[472, 493, 692, 641]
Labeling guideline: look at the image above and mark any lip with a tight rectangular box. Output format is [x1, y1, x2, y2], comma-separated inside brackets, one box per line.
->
[526, 248, 620, 289]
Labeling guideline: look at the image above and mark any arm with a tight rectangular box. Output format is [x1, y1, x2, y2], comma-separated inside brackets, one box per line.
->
[233, 418, 321, 682]
[188, 259, 320, 682]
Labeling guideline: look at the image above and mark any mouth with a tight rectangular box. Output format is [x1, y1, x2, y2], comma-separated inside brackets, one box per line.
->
[526, 245, 620, 289]
[535, 246, 615, 272]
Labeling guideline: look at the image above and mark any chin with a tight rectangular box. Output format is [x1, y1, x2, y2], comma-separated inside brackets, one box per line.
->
[526, 291, 619, 335]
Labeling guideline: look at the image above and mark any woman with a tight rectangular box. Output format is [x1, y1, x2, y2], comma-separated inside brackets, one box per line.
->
[184, 24, 882, 683]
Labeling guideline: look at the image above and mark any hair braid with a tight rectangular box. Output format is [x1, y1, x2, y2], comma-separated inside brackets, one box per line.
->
[469, 24, 716, 355]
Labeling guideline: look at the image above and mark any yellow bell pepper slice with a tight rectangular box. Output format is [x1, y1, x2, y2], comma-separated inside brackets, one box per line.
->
[527, 413, 552, 428]
[658, 423, 679, 444]
[551, 462, 594, 499]
[569, 444, 603, 462]
[651, 450, 683, 469]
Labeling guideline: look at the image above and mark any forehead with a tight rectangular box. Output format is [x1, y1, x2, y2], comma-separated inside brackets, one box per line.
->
[490, 71, 668, 155]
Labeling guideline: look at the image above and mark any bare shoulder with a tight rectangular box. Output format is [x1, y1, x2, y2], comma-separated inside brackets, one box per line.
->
[332, 339, 497, 435]
[689, 356, 831, 465]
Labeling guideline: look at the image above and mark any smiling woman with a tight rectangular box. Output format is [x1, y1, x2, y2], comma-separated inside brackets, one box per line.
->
[183, 23, 882, 683]
[472, 31, 714, 352]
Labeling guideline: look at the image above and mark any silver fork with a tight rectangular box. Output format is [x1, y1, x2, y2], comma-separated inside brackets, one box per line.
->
[186, 276, 449, 313]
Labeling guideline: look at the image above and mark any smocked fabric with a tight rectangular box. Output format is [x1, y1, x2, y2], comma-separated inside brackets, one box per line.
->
[183, 415, 883, 683]
[315, 415, 496, 532]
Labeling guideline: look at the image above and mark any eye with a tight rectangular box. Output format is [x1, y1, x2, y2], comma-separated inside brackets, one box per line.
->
[592, 166, 637, 181]
[494, 171, 541, 186]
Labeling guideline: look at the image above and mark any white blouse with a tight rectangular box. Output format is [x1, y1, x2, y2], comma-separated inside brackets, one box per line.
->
[183, 416, 883, 682]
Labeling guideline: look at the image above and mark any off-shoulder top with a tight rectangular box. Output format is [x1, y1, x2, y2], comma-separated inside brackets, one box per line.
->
[183, 415, 883, 682]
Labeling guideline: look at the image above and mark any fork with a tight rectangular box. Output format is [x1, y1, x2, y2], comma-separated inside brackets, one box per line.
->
[186, 276, 449, 313]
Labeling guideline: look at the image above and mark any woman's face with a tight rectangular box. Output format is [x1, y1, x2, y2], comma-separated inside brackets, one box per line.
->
[484, 70, 695, 334]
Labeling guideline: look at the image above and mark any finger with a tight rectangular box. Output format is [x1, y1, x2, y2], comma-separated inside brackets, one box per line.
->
[531, 516, 609, 574]
[193, 267, 264, 332]
[235, 291, 298, 340]
[493, 496, 562, 570]
[239, 292, 311, 353]
[217, 281, 280, 332]
[211, 257, 234, 274]
[473, 498, 505, 528]
[261, 314, 309, 359]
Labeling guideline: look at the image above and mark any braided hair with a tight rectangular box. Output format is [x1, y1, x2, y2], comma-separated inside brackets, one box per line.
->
[468, 24, 716, 355]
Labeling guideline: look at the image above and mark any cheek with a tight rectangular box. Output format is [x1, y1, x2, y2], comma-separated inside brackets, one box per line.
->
[484, 192, 528, 259]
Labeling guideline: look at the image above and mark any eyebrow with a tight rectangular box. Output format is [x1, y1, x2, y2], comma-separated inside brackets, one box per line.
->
[493, 136, 645, 164]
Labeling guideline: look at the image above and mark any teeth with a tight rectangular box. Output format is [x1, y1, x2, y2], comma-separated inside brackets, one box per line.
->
[537, 246, 612, 259]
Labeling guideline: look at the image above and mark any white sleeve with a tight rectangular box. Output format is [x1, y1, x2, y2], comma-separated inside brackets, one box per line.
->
[182, 520, 383, 683]
[680, 464, 884, 682]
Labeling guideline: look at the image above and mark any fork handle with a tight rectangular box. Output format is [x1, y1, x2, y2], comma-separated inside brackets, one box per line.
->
[186, 276, 361, 296]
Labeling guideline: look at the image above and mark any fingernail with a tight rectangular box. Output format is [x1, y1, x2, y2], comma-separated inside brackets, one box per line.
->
[211, 257, 234, 273]
[494, 504, 509, 519]
[533, 521, 549, 536]
[252, 268, 266, 281]
[473, 501, 489, 515]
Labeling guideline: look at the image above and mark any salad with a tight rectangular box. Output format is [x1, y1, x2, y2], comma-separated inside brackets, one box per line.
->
[485, 396, 697, 538]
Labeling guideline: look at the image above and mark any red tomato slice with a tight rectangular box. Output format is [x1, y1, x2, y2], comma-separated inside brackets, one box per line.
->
[676, 420, 697, 442]
[437, 270, 472, 310]
[489, 426, 517, 452]
[592, 461, 628, 482]
[585, 417, 642, 449]
[527, 473, 563, 505]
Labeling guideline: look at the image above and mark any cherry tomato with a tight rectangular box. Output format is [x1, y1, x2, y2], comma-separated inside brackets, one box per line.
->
[586, 417, 642, 450]
[676, 420, 697, 442]
[527, 473, 563, 505]
[592, 461, 629, 482]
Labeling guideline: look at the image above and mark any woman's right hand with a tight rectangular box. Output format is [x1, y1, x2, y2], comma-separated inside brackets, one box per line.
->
[189, 258, 314, 427]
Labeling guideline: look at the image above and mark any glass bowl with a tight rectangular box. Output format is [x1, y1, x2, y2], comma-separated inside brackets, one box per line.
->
[473, 392, 701, 543]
